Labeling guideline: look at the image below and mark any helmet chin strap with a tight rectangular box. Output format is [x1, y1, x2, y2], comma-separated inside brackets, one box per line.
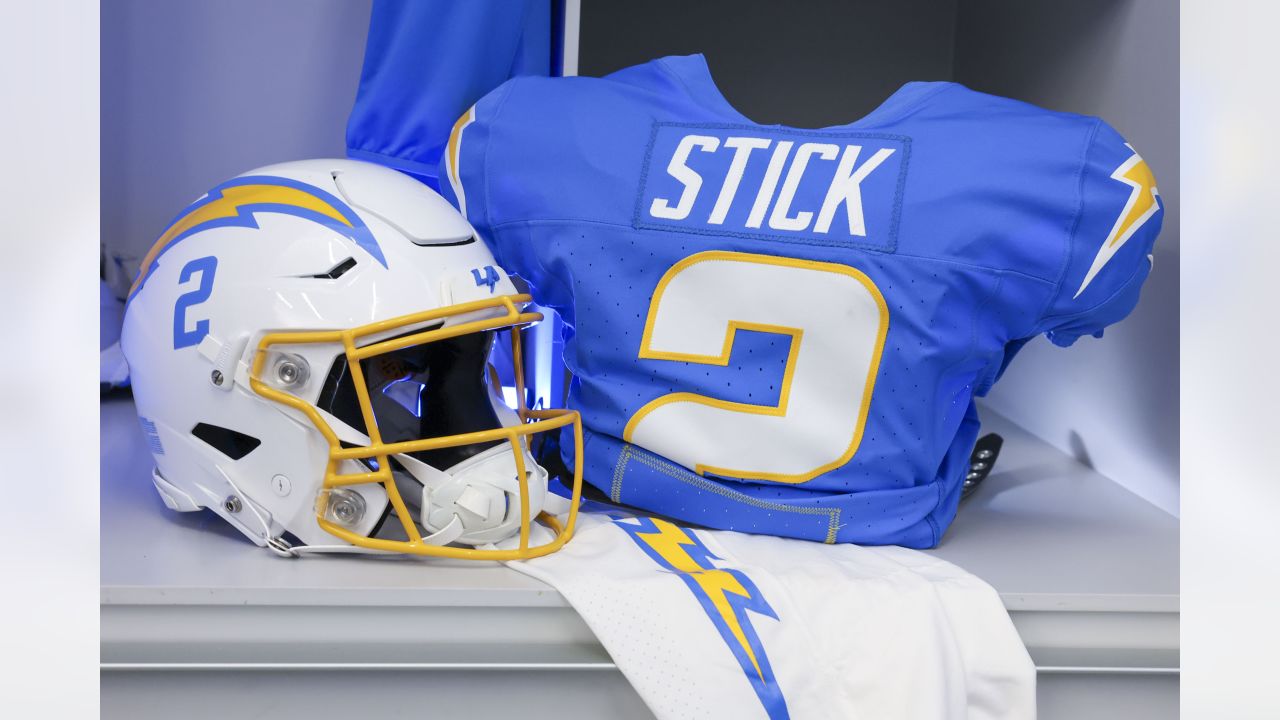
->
[393, 444, 549, 547]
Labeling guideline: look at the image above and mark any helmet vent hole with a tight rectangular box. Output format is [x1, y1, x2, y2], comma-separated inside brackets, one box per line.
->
[304, 257, 357, 280]
[192, 422, 262, 460]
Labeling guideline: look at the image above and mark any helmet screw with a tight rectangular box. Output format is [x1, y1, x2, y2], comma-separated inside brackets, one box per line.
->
[324, 488, 366, 527]
[334, 500, 357, 523]
[223, 496, 243, 514]
[211, 370, 225, 387]
[276, 362, 299, 384]
[273, 355, 310, 387]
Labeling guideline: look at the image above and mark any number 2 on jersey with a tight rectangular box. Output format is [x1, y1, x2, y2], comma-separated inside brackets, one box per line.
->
[623, 251, 888, 483]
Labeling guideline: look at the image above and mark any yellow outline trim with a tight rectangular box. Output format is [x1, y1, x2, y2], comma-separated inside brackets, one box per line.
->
[622, 251, 889, 484]
[445, 106, 476, 217]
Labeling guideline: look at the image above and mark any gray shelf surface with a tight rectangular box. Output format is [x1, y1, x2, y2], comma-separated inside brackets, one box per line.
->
[101, 395, 1178, 675]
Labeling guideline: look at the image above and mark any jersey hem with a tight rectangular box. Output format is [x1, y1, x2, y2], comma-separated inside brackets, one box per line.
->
[613, 442, 845, 544]
[602, 435, 948, 548]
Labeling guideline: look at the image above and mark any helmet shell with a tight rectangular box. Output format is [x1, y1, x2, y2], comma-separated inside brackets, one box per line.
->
[122, 159, 520, 548]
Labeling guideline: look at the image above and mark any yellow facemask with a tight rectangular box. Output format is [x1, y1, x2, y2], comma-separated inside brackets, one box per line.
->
[248, 293, 582, 560]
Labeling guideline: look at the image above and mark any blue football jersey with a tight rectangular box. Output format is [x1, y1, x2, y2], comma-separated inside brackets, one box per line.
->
[346, 0, 554, 190]
[437, 54, 1163, 548]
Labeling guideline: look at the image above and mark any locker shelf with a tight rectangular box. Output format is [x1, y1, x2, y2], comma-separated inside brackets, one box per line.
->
[101, 394, 1178, 710]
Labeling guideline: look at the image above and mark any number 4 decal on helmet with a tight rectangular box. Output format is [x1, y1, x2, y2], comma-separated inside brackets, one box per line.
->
[471, 265, 500, 293]
[173, 256, 218, 349]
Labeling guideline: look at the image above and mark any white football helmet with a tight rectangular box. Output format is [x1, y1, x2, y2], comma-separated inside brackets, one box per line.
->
[121, 159, 582, 559]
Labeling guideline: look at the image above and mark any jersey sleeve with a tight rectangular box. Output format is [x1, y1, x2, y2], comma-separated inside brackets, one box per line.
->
[1038, 120, 1164, 347]
[438, 82, 566, 312]
[345, 0, 552, 190]
[437, 97, 491, 234]
[438, 75, 530, 242]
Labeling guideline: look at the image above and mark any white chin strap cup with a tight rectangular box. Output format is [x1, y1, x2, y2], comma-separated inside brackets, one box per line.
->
[398, 443, 550, 547]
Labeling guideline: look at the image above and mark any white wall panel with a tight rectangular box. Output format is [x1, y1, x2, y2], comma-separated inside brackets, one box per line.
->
[955, 0, 1180, 515]
[101, 0, 371, 287]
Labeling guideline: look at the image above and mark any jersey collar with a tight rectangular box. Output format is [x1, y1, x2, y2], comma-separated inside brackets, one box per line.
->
[655, 53, 951, 131]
